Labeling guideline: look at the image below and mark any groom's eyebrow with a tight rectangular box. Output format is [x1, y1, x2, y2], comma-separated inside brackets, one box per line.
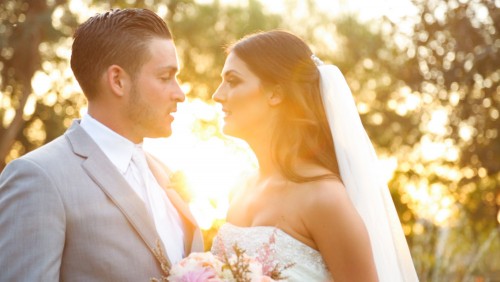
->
[157, 66, 179, 73]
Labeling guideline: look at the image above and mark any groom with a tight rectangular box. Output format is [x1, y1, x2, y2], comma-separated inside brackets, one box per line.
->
[0, 8, 202, 281]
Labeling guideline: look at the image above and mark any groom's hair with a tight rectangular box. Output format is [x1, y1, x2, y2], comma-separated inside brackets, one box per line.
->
[71, 8, 172, 100]
[228, 30, 340, 183]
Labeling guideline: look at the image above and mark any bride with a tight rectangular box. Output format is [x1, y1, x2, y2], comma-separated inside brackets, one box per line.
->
[211, 30, 418, 281]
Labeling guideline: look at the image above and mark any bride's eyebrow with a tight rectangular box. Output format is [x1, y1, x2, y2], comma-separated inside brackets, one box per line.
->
[221, 70, 241, 78]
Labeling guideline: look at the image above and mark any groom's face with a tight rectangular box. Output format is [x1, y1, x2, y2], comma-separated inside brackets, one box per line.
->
[124, 38, 185, 140]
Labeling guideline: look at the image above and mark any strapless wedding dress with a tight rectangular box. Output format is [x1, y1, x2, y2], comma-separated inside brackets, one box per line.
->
[211, 223, 332, 281]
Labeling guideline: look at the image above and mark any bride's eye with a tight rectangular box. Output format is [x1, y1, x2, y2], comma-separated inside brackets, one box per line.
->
[226, 77, 240, 87]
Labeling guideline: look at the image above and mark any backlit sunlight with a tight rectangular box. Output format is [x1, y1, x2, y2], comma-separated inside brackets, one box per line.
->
[145, 98, 258, 230]
[27, 0, 458, 233]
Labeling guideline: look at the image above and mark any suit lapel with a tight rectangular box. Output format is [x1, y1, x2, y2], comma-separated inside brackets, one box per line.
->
[65, 121, 171, 268]
[164, 189, 199, 254]
[146, 154, 203, 254]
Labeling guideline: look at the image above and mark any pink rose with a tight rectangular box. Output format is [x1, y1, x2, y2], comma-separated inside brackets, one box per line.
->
[178, 267, 219, 282]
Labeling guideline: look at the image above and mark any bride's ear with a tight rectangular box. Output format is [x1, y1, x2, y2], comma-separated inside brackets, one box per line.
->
[267, 85, 284, 106]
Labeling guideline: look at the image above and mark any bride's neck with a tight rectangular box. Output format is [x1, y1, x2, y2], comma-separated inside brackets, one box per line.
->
[246, 135, 279, 178]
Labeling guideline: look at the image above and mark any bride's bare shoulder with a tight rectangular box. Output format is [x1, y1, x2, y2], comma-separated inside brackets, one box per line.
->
[293, 163, 344, 196]
[298, 175, 345, 195]
[295, 176, 351, 214]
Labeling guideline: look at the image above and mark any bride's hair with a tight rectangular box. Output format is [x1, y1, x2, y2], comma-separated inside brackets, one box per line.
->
[228, 30, 340, 182]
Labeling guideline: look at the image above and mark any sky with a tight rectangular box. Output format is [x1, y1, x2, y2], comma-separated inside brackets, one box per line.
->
[194, 0, 418, 22]
[264, 0, 416, 21]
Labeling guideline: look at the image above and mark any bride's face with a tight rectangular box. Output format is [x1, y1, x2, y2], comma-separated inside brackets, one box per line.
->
[213, 52, 274, 140]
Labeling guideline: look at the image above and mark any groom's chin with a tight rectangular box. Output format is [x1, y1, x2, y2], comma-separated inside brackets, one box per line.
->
[161, 128, 173, 138]
[148, 126, 173, 139]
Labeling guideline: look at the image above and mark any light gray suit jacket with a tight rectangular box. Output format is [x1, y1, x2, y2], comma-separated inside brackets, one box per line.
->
[0, 120, 203, 281]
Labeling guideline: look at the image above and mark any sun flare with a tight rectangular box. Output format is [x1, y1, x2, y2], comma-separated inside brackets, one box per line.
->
[145, 98, 257, 230]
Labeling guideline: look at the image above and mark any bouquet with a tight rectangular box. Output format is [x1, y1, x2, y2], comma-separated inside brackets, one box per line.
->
[151, 231, 293, 282]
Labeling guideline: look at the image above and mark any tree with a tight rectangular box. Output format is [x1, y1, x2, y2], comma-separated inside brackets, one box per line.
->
[2, 0, 497, 278]
[0, 0, 282, 169]
[0, 0, 77, 170]
[380, 0, 500, 279]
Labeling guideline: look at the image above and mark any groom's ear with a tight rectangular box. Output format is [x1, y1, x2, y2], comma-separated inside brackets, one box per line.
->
[267, 85, 284, 106]
[106, 65, 130, 97]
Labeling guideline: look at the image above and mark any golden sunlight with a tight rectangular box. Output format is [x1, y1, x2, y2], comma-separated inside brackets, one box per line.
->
[406, 181, 457, 226]
[145, 97, 415, 230]
[145, 98, 257, 230]
[1, 91, 15, 127]
[426, 109, 449, 136]
[32, 71, 52, 96]
[62, 0, 423, 232]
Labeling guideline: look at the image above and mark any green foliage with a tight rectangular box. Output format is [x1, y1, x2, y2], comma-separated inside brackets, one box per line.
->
[169, 0, 282, 101]
[402, 0, 498, 222]
[0, 0, 498, 279]
[402, 0, 499, 175]
[380, 0, 500, 279]
[166, 0, 282, 142]
[0, 0, 79, 168]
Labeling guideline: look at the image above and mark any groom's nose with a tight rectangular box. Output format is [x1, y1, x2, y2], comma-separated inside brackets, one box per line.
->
[171, 80, 185, 103]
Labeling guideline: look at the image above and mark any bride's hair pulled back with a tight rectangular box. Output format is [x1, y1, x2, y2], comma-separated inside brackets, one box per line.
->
[228, 30, 339, 182]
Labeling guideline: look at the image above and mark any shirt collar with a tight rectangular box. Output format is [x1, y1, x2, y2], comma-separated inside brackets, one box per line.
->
[80, 113, 141, 174]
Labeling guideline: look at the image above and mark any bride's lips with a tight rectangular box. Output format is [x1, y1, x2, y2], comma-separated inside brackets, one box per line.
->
[222, 108, 231, 118]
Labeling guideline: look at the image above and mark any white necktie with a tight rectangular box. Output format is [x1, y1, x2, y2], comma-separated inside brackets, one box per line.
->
[131, 146, 185, 264]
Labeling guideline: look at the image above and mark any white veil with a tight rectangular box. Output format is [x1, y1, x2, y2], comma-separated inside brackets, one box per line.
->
[316, 61, 419, 281]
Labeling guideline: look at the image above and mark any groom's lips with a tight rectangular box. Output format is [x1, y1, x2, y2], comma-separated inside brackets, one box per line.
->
[168, 108, 177, 120]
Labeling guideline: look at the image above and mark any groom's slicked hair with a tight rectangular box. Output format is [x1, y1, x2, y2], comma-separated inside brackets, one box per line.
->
[228, 30, 340, 183]
[71, 8, 172, 100]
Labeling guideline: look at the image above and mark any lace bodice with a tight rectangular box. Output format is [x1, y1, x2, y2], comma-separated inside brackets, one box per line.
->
[211, 223, 332, 281]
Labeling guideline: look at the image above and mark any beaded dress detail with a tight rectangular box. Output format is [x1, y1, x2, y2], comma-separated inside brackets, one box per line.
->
[212, 223, 332, 281]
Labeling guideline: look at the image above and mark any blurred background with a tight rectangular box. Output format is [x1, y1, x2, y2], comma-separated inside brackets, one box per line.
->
[0, 0, 498, 280]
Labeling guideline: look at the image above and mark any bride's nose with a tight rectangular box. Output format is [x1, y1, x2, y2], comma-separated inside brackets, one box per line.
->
[212, 83, 226, 103]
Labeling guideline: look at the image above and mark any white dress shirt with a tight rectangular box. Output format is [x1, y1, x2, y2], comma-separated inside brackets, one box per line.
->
[80, 114, 185, 263]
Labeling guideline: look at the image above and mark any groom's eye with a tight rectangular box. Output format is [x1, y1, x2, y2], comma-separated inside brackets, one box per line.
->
[159, 74, 171, 81]
[160, 71, 176, 82]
